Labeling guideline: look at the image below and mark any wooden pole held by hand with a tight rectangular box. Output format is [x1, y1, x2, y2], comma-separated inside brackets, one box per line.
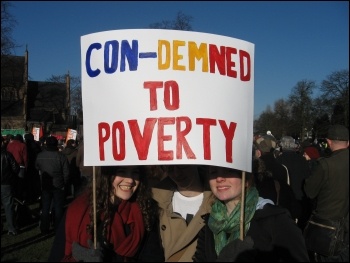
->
[240, 171, 246, 240]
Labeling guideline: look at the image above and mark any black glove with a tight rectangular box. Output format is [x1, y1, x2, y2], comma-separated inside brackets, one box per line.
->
[72, 239, 104, 262]
[216, 236, 255, 262]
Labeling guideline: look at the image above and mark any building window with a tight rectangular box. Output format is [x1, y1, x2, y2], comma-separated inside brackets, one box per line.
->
[1, 87, 17, 101]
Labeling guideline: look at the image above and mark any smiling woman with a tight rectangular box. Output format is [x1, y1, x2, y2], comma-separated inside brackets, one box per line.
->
[48, 165, 164, 262]
[193, 166, 310, 262]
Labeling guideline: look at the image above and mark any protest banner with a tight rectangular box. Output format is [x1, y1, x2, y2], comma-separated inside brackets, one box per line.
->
[81, 29, 254, 172]
[65, 128, 77, 143]
[32, 127, 40, 142]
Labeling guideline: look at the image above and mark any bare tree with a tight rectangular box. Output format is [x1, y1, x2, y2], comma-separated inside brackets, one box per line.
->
[149, 11, 193, 31]
[1, 1, 18, 55]
[320, 69, 349, 127]
[288, 80, 316, 141]
[312, 96, 332, 120]
[273, 98, 291, 138]
[254, 99, 292, 139]
[254, 69, 349, 141]
[253, 105, 277, 136]
[46, 74, 82, 121]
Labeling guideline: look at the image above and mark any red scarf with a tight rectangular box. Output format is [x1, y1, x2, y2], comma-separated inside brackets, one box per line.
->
[62, 192, 145, 261]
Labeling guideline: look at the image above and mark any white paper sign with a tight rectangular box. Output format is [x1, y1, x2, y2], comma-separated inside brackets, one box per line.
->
[66, 128, 77, 143]
[81, 29, 254, 172]
[32, 127, 40, 142]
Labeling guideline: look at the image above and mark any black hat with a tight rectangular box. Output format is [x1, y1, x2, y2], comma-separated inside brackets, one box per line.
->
[327, 125, 349, 141]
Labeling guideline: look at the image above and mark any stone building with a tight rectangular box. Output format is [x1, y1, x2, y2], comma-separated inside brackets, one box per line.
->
[1, 49, 74, 138]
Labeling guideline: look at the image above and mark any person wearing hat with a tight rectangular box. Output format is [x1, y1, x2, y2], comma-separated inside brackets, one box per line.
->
[302, 145, 321, 172]
[304, 124, 349, 262]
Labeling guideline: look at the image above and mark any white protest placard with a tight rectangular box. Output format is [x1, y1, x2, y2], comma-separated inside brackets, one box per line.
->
[32, 127, 40, 142]
[66, 128, 77, 143]
[81, 29, 254, 172]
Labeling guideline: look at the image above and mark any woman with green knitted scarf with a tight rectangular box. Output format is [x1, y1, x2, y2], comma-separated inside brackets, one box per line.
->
[193, 166, 310, 262]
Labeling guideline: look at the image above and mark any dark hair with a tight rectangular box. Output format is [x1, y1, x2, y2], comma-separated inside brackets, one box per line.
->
[24, 133, 34, 141]
[66, 139, 76, 148]
[14, 134, 24, 142]
[252, 157, 272, 182]
[86, 166, 159, 241]
[46, 136, 58, 147]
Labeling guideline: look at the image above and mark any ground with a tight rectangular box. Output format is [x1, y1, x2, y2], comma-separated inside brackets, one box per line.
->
[1, 198, 68, 262]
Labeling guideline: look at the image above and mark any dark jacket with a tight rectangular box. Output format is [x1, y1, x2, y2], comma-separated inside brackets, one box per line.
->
[35, 148, 70, 190]
[1, 148, 20, 185]
[260, 152, 289, 185]
[255, 176, 301, 220]
[304, 148, 349, 220]
[277, 150, 310, 201]
[193, 204, 310, 262]
[62, 146, 80, 186]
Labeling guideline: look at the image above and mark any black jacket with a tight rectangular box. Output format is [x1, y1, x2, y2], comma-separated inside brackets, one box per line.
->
[193, 204, 310, 262]
[276, 150, 310, 201]
[35, 148, 70, 190]
[255, 176, 302, 220]
[260, 152, 289, 185]
[1, 148, 20, 185]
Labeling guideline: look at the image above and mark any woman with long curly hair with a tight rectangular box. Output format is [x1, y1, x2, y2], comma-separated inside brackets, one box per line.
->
[48, 165, 164, 262]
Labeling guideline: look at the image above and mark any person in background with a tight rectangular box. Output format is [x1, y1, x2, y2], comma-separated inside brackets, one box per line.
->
[6, 134, 28, 203]
[276, 135, 311, 231]
[1, 136, 20, 236]
[193, 165, 310, 262]
[48, 165, 164, 262]
[304, 124, 349, 262]
[302, 144, 321, 172]
[35, 136, 70, 234]
[152, 165, 212, 262]
[76, 138, 93, 192]
[253, 135, 301, 221]
[301, 142, 322, 222]
[252, 152, 301, 221]
[4, 134, 12, 148]
[62, 139, 81, 198]
[24, 133, 42, 203]
[254, 135, 290, 185]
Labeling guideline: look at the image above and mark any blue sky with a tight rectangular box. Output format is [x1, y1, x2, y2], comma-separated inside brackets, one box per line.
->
[10, 1, 349, 118]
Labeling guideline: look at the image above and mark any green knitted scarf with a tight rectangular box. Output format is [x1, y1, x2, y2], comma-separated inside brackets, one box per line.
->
[208, 187, 259, 255]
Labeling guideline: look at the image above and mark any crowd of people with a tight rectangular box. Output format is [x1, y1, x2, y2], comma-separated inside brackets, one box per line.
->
[1, 124, 348, 262]
[1, 134, 87, 236]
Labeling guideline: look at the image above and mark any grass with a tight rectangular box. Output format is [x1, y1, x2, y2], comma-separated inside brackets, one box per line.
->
[1, 227, 55, 262]
[1, 199, 65, 262]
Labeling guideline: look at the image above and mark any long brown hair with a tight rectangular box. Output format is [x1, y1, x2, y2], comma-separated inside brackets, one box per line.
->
[85, 166, 159, 240]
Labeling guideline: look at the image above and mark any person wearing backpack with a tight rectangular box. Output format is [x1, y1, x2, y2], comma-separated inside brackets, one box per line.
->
[1, 136, 20, 236]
